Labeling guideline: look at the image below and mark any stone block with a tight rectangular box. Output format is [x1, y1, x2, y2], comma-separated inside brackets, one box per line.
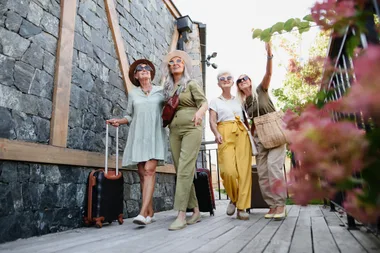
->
[0, 161, 18, 183]
[76, 183, 86, 207]
[33, 0, 50, 10]
[27, 1, 44, 26]
[14, 61, 36, 93]
[22, 182, 44, 210]
[40, 184, 59, 208]
[0, 214, 21, 243]
[81, 71, 94, 91]
[0, 27, 30, 58]
[87, 93, 100, 116]
[75, 15, 83, 35]
[17, 163, 30, 183]
[41, 11, 59, 37]
[82, 130, 96, 151]
[12, 110, 38, 142]
[36, 97, 52, 119]
[93, 46, 117, 70]
[68, 106, 82, 128]
[48, 0, 60, 18]
[78, 2, 102, 30]
[0, 54, 15, 86]
[70, 84, 89, 110]
[32, 116, 50, 143]
[19, 19, 43, 38]
[43, 51, 55, 75]
[21, 43, 44, 69]
[58, 166, 83, 184]
[6, 0, 29, 18]
[82, 21, 91, 41]
[5, 11, 23, 32]
[29, 70, 54, 99]
[57, 183, 77, 208]
[30, 164, 46, 183]
[125, 199, 139, 217]
[67, 127, 84, 149]
[31, 32, 57, 55]
[74, 32, 93, 55]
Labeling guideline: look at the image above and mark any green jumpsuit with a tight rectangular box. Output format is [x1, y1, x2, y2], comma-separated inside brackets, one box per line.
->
[169, 80, 207, 211]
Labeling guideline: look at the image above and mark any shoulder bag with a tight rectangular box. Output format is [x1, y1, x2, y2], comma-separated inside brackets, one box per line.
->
[253, 96, 288, 149]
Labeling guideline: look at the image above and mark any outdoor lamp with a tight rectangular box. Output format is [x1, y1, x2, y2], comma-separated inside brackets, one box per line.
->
[176, 15, 193, 50]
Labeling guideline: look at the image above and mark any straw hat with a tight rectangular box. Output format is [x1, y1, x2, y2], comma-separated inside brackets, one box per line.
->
[162, 50, 193, 75]
[128, 59, 156, 86]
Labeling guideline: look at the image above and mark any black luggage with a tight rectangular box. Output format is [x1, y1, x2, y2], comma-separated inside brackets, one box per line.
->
[248, 165, 268, 209]
[84, 124, 124, 228]
[188, 168, 216, 216]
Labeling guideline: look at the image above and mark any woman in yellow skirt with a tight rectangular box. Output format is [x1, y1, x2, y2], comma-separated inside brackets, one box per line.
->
[209, 71, 256, 220]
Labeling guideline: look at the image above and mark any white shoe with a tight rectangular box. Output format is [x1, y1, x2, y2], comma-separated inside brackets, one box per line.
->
[133, 215, 147, 226]
[147, 215, 156, 223]
[226, 201, 236, 216]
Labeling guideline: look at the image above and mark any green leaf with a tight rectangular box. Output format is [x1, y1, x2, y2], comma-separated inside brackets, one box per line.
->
[252, 29, 262, 39]
[298, 21, 311, 34]
[284, 18, 295, 32]
[271, 22, 284, 34]
[260, 28, 272, 42]
[345, 35, 361, 57]
[303, 14, 314, 22]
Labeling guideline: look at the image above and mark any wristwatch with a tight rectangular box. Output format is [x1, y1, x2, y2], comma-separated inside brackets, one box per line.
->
[267, 54, 273, 60]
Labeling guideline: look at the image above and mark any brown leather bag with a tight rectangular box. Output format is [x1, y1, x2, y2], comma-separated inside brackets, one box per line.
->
[162, 85, 183, 127]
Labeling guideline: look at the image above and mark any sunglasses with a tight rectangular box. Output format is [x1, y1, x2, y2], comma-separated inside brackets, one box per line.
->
[236, 76, 250, 84]
[218, 76, 233, 82]
[168, 58, 183, 65]
[135, 65, 153, 72]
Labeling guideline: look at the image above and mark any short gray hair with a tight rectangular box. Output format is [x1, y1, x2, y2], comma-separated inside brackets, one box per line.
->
[217, 71, 233, 81]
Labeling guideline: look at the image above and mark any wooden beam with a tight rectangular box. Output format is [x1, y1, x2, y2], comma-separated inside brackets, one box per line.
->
[0, 138, 176, 174]
[104, 0, 133, 94]
[163, 0, 181, 18]
[49, 0, 77, 147]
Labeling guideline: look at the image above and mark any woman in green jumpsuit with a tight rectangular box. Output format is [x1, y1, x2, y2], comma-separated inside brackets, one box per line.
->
[162, 50, 208, 231]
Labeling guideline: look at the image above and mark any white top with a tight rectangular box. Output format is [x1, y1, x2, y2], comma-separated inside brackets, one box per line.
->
[209, 96, 244, 123]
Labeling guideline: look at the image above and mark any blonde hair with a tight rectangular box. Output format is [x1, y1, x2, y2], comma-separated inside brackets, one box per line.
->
[236, 74, 258, 105]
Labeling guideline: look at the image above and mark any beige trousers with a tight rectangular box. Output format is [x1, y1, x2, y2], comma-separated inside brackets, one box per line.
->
[254, 133, 286, 208]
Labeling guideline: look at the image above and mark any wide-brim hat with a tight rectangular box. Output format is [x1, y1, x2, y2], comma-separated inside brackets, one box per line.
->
[162, 50, 193, 75]
[129, 59, 156, 86]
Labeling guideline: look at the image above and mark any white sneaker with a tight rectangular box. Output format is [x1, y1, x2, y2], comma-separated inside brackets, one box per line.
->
[146, 215, 156, 224]
[133, 215, 147, 226]
[226, 201, 236, 216]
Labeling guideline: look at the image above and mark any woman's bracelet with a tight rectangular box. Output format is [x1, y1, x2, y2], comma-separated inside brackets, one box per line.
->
[267, 54, 273, 60]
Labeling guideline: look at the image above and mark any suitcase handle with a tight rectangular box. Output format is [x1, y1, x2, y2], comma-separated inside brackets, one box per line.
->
[105, 123, 119, 175]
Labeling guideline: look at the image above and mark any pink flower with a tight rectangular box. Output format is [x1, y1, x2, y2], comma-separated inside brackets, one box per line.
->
[343, 190, 380, 223]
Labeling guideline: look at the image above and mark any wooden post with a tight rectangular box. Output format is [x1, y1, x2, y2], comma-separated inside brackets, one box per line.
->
[49, 0, 77, 147]
[104, 0, 133, 94]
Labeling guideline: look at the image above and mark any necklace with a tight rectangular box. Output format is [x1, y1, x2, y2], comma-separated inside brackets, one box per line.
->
[141, 86, 152, 95]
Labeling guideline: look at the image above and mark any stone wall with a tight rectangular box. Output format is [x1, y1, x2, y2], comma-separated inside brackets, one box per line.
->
[0, 161, 175, 243]
[0, 0, 207, 243]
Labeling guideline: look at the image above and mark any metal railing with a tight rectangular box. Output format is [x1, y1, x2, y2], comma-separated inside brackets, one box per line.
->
[321, 0, 379, 231]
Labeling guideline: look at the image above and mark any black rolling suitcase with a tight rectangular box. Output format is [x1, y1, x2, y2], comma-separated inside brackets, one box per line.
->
[249, 164, 268, 209]
[84, 124, 124, 228]
[188, 168, 216, 216]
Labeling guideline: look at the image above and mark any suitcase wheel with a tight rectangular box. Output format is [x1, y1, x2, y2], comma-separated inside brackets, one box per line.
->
[83, 217, 91, 226]
[118, 214, 124, 225]
[95, 221, 103, 228]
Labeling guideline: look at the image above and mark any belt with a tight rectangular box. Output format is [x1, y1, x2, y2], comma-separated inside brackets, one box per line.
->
[217, 116, 246, 133]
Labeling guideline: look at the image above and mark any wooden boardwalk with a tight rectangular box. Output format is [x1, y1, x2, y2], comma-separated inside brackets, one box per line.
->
[1, 200, 379, 253]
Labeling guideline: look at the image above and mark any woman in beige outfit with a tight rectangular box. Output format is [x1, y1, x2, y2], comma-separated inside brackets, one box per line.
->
[236, 42, 287, 220]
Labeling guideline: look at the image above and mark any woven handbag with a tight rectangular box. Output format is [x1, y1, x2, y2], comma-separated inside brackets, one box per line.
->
[253, 97, 288, 149]
[162, 85, 183, 127]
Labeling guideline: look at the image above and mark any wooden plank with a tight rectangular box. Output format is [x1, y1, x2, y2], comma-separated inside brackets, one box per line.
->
[350, 230, 380, 253]
[49, 0, 77, 147]
[312, 216, 340, 253]
[163, 0, 181, 18]
[240, 220, 282, 253]
[104, 0, 133, 94]
[289, 213, 313, 253]
[329, 226, 367, 253]
[263, 217, 298, 253]
[0, 138, 176, 174]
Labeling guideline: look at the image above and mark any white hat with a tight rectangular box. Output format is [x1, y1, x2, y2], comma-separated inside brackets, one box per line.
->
[162, 50, 193, 75]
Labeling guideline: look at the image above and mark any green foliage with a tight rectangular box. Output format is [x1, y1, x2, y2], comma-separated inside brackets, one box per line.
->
[272, 31, 329, 112]
[252, 16, 314, 41]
